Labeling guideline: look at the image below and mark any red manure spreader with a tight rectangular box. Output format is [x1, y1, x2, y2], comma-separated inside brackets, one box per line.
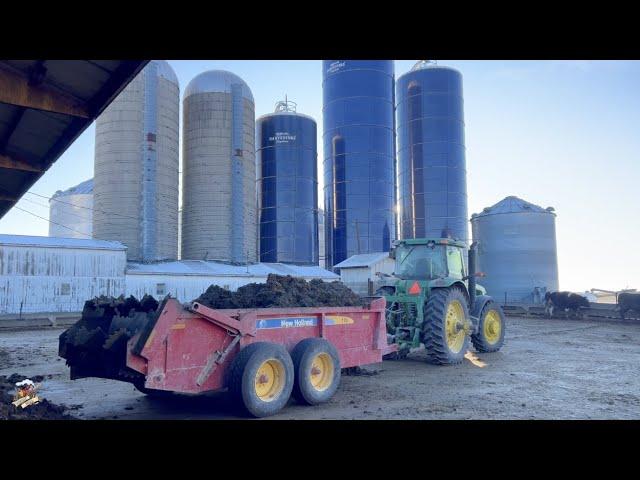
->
[60, 296, 395, 417]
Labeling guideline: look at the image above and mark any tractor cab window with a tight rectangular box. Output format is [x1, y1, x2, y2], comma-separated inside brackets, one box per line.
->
[446, 246, 465, 279]
[395, 244, 447, 280]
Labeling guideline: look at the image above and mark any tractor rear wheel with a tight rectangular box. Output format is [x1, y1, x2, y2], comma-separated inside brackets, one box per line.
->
[471, 301, 506, 353]
[422, 287, 470, 365]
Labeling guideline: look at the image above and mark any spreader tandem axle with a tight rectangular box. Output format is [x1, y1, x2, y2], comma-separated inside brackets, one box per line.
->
[59, 296, 396, 417]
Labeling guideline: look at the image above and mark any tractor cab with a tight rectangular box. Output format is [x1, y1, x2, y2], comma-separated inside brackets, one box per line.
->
[384, 238, 485, 295]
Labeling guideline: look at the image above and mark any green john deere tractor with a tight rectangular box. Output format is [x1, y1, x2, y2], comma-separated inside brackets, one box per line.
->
[375, 238, 506, 364]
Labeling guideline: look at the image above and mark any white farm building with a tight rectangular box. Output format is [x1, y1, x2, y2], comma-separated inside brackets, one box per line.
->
[0, 234, 339, 318]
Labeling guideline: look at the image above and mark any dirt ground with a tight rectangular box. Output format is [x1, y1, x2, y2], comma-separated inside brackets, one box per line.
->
[1, 315, 639, 420]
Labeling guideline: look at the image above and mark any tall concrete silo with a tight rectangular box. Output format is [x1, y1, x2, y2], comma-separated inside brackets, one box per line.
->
[396, 61, 468, 243]
[181, 70, 257, 263]
[471, 196, 559, 304]
[93, 60, 180, 262]
[49, 178, 93, 238]
[257, 99, 318, 265]
[323, 60, 396, 268]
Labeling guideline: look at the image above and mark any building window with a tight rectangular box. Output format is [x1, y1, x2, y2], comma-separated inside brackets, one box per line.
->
[156, 283, 166, 296]
[60, 283, 71, 296]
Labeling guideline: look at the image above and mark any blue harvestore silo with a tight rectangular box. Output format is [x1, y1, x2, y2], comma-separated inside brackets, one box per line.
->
[322, 60, 397, 268]
[396, 60, 468, 243]
[257, 100, 319, 265]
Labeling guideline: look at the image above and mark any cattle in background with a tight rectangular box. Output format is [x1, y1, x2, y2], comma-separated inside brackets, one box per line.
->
[618, 293, 640, 319]
[545, 291, 590, 318]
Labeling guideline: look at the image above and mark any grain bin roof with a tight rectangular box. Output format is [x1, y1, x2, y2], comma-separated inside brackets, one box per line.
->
[471, 196, 556, 218]
[0, 60, 149, 219]
[126, 260, 339, 279]
[51, 178, 93, 199]
[0, 233, 126, 251]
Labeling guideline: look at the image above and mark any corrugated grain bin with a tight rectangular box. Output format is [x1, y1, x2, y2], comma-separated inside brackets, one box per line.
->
[181, 70, 257, 263]
[49, 179, 93, 238]
[471, 196, 559, 304]
[93, 60, 180, 262]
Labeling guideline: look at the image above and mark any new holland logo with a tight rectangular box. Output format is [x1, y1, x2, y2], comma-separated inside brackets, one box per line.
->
[256, 315, 355, 329]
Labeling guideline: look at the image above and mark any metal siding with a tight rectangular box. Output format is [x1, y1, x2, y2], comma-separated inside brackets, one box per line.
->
[257, 112, 318, 265]
[49, 192, 93, 238]
[125, 272, 338, 303]
[396, 65, 468, 243]
[0, 245, 126, 314]
[322, 60, 396, 268]
[471, 209, 559, 304]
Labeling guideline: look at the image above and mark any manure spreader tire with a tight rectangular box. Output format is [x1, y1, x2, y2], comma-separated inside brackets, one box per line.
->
[291, 338, 341, 406]
[229, 342, 294, 418]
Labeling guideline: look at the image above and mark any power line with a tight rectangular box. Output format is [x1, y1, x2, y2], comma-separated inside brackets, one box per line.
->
[28, 190, 181, 226]
[12, 206, 93, 239]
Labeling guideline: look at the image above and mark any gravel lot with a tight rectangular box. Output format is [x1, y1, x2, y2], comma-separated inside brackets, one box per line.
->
[1, 315, 639, 420]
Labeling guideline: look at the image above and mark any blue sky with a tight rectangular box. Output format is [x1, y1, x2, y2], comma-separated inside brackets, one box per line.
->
[1, 60, 638, 292]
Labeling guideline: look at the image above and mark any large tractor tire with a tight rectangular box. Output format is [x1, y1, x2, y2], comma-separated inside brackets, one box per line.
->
[291, 338, 341, 406]
[471, 301, 506, 353]
[228, 342, 294, 418]
[422, 287, 470, 365]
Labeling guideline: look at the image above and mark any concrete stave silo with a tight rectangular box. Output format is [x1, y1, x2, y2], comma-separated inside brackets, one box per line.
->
[48, 179, 93, 238]
[396, 61, 468, 243]
[322, 60, 396, 268]
[257, 100, 318, 265]
[93, 60, 180, 262]
[471, 196, 559, 304]
[181, 70, 257, 263]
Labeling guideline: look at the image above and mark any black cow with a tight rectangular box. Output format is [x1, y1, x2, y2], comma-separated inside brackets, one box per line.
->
[544, 291, 590, 318]
[618, 293, 640, 319]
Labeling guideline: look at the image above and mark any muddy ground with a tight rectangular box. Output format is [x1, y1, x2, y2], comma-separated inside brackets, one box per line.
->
[1, 315, 639, 420]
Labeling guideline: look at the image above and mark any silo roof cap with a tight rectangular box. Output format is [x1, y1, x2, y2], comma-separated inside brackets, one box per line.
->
[149, 60, 179, 86]
[472, 196, 555, 218]
[184, 70, 254, 103]
[51, 178, 93, 200]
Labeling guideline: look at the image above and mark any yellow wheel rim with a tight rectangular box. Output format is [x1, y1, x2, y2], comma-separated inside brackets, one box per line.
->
[254, 359, 286, 402]
[483, 309, 502, 345]
[445, 300, 466, 353]
[309, 353, 334, 392]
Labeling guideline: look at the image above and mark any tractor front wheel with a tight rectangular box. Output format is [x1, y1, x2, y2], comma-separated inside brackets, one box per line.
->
[422, 287, 470, 365]
[471, 301, 506, 353]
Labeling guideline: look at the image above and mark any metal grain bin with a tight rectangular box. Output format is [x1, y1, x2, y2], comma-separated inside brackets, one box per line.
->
[49, 179, 93, 238]
[471, 196, 559, 304]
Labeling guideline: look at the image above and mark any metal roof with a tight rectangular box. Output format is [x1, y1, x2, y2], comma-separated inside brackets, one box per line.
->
[333, 252, 391, 269]
[51, 178, 93, 199]
[0, 233, 126, 251]
[184, 70, 254, 103]
[126, 260, 339, 279]
[0, 60, 149, 219]
[472, 196, 556, 218]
